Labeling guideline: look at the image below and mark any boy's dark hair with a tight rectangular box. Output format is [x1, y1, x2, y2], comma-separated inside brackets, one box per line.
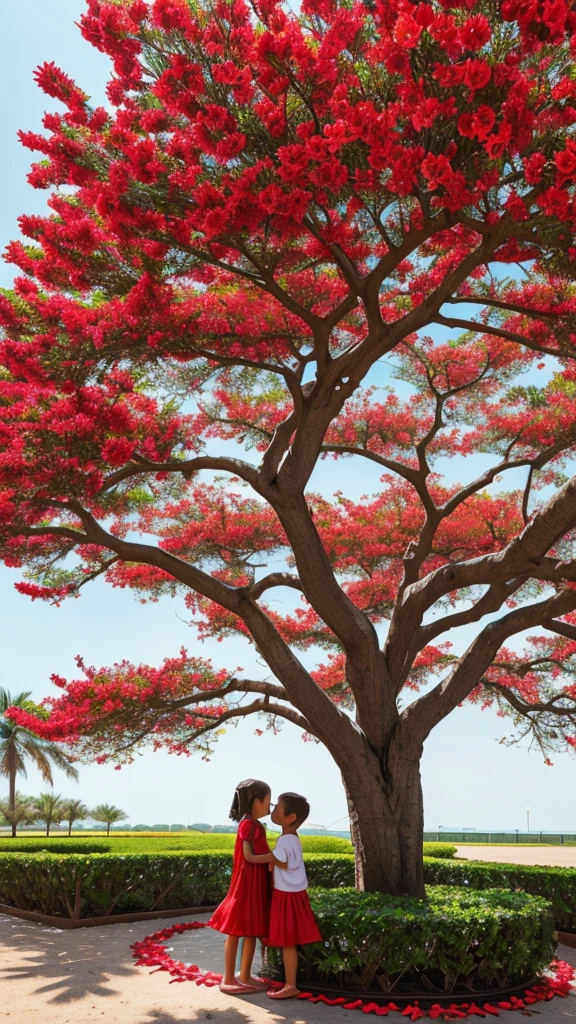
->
[278, 791, 310, 826]
[229, 779, 270, 822]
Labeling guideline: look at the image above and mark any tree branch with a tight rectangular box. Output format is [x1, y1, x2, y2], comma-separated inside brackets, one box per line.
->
[403, 588, 576, 743]
[522, 465, 535, 524]
[247, 573, 303, 600]
[444, 295, 559, 320]
[417, 578, 527, 649]
[100, 454, 262, 493]
[35, 500, 246, 614]
[20, 526, 92, 544]
[442, 448, 559, 519]
[541, 618, 576, 642]
[76, 557, 120, 590]
[483, 682, 576, 718]
[403, 473, 576, 619]
[185, 340, 301, 385]
[151, 677, 290, 711]
[182, 698, 314, 743]
[432, 313, 574, 359]
[321, 444, 425, 494]
[19, 499, 363, 762]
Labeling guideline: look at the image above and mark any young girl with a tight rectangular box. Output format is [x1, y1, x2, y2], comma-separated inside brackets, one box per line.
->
[209, 778, 273, 995]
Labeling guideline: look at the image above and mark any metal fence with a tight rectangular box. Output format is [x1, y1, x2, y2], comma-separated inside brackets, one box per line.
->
[424, 830, 576, 844]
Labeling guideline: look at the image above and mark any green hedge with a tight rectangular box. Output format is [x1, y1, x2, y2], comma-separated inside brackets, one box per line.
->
[423, 857, 576, 933]
[307, 855, 576, 932]
[0, 847, 570, 931]
[421, 843, 456, 859]
[265, 886, 555, 994]
[0, 852, 233, 919]
[0, 851, 356, 919]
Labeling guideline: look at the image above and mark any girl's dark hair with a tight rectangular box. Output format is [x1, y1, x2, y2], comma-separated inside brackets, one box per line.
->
[229, 779, 270, 822]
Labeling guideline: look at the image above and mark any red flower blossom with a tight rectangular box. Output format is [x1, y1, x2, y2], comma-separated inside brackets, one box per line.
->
[393, 14, 423, 48]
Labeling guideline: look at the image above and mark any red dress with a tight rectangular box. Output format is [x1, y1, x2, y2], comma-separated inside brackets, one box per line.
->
[209, 817, 271, 939]
[268, 888, 322, 947]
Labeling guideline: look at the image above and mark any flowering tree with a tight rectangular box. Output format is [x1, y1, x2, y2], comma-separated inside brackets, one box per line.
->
[3, 0, 576, 896]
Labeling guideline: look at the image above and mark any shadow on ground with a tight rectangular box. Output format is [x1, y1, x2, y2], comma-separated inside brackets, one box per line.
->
[0, 919, 137, 1003]
[144, 1009, 257, 1023]
[142, 1002, 322, 1023]
[1, 913, 574, 1024]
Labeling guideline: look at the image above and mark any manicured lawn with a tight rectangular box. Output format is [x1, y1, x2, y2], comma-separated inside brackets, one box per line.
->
[0, 831, 456, 858]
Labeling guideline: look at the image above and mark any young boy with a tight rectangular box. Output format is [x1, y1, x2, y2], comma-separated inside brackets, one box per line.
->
[266, 791, 322, 1000]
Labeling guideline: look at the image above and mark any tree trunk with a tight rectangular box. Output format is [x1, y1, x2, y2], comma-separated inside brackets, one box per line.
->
[9, 763, 16, 839]
[107, 823, 110, 836]
[46, 823, 50, 837]
[342, 741, 425, 897]
[68, 821, 72, 836]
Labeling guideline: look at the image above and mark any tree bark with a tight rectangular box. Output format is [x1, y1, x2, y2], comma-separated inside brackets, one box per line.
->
[9, 760, 16, 839]
[342, 740, 425, 897]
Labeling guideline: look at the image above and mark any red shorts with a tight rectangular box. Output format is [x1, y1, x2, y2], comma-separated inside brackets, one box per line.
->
[267, 888, 322, 947]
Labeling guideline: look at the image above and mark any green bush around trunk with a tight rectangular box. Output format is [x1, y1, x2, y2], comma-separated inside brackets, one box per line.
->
[0, 833, 455, 858]
[265, 886, 556, 995]
[423, 857, 576, 933]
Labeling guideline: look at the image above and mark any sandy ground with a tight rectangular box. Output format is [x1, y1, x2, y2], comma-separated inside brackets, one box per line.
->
[455, 846, 576, 867]
[0, 910, 575, 1024]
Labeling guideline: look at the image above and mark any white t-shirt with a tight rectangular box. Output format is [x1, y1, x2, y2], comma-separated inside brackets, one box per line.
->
[273, 833, 308, 892]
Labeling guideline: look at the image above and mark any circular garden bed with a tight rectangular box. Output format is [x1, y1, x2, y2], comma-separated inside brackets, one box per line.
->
[263, 886, 556, 1000]
[133, 888, 573, 1015]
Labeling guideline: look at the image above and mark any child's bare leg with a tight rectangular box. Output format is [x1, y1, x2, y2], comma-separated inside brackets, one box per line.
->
[283, 946, 299, 990]
[267, 946, 300, 999]
[221, 935, 240, 987]
[238, 936, 265, 987]
[237, 936, 256, 983]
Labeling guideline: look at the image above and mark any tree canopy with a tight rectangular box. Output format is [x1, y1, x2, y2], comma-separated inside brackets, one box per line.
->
[3, 0, 576, 892]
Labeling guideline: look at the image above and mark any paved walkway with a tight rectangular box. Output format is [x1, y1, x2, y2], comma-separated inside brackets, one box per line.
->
[0, 911, 575, 1024]
[455, 846, 576, 867]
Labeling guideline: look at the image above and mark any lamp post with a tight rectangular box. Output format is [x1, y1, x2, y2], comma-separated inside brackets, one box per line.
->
[526, 806, 530, 834]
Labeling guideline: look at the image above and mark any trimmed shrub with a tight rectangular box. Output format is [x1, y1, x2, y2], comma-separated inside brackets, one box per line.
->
[0, 850, 356, 919]
[302, 856, 576, 932]
[266, 886, 556, 994]
[0, 845, 569, 933]
[423, 857, 576, 933]
[304, 853, 355, 888]
[421, 843, 456, 859]
[0, 851, 233, 918]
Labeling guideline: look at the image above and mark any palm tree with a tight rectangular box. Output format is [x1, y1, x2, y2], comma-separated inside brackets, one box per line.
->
[34, 792, 65, 837]
[0, 793, 36, 835]
[61, 798, 89, 836]
[0, 688, 79, 837]
[91, 803, 128, 836]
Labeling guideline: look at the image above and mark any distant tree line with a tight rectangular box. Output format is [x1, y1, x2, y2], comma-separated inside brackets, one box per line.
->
[0, 793, 128, 836]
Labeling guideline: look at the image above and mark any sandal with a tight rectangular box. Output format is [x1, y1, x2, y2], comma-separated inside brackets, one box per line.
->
[219, 982, 260, 995]
[267, 986, 300, 1000]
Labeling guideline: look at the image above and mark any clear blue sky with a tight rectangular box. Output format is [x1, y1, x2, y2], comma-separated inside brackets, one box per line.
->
[0, 0, 574, 834]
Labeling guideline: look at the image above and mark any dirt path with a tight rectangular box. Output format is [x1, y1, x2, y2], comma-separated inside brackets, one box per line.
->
[1, 911, 575, 1024]
[455, 846, 576, 867]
